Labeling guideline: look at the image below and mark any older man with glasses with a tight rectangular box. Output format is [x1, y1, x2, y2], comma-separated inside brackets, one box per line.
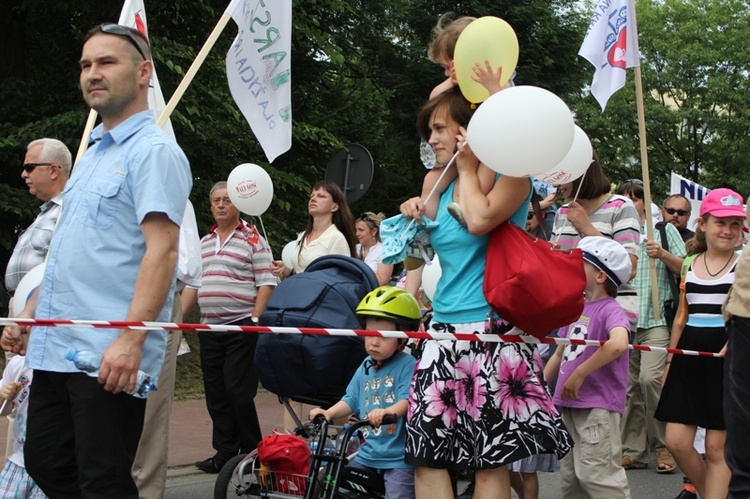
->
[662, 195, 695, 242]
[5, 139, 71, 296]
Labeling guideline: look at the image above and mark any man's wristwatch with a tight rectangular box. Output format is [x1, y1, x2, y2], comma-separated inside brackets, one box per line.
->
[251, 317, 260, 325]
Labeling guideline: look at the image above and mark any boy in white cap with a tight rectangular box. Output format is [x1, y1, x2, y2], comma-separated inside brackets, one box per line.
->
[544, 236, 633, 498]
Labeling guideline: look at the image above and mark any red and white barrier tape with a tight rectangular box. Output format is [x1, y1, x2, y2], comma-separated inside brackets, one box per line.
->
[0, 318, 721, 358]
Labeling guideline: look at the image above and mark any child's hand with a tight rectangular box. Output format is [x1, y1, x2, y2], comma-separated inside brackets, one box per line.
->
[561, 371, 585, 400]
[0, 382, 21, 402]
[471, 60, 503, 96]
[309, 408, 327, 422]
[661, 363, 670, 389]
[366, 409, 388, 428]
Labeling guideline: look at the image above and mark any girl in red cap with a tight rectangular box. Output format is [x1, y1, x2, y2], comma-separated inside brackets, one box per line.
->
[655, 187, 746, 499]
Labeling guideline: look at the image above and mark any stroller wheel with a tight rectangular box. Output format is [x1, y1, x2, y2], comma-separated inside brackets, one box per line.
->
[214, 451, 261, 498]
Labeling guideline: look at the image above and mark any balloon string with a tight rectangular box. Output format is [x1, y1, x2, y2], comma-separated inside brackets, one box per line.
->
[398, 148, 461, 241]
[552, 169, 587, 245]
[257, 215, 271, 258]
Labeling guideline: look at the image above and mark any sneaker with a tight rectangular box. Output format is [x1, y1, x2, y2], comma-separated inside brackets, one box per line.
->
[195, 455, 227, 474]
[674, 488, 697, 499]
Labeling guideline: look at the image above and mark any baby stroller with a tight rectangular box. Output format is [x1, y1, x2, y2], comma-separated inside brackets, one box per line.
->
[214, 255, 384, 498]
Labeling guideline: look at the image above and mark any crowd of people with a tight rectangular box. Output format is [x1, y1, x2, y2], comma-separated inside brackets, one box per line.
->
[0, 14, 749, 499]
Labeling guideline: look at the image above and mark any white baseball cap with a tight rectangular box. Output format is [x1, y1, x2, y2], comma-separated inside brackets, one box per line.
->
[577, 236, 632, 287]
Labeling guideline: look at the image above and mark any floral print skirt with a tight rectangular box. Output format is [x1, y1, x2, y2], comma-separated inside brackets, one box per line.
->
[405, 321, 572, 470]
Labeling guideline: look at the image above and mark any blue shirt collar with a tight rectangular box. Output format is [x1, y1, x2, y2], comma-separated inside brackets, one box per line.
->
[89, 110, 155, 145]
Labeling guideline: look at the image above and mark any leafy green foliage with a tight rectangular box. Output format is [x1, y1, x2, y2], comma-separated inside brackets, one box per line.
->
[0, 0, 588, 263]
[570, 0, 750, 199]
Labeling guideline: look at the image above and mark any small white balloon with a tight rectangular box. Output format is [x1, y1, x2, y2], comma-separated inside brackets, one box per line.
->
[536, 125, 593, 185]
[12, 263, 45, 317]
[226, 163, 274, 216]
[421, 255, 442, 303]
[281, 240, 297, 270]
[467, 85, 575, 177]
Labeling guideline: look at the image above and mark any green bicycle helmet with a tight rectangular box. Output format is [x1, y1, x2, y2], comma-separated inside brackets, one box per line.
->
[356, 286, 421, 332]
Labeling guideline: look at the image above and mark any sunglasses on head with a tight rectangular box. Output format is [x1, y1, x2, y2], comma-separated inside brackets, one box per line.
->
[23, 163, 55, 174]
[625, 178, 644, 185]
[359, 213, 372, 222]
[99, 23, 148, 61]
[665, 207, 689, 216]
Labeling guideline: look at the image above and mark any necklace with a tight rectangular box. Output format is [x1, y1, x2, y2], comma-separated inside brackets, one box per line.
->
[703, 251, 734, 277]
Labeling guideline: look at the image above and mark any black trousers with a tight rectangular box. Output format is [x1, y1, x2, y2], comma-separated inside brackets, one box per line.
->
[199, 318, 263, 459]
[725, 317, 750, 498]
[25, 370, 146, 499]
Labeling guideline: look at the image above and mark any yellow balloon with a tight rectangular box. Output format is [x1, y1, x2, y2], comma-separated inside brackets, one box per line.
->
[454, 17, 519, 104]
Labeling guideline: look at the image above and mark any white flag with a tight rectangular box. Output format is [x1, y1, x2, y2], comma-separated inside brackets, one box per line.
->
[579, 0, 640, 110]
[118, 0, 176, 140]
[670, 171, 710, 230]
[225, 0, 292, 163]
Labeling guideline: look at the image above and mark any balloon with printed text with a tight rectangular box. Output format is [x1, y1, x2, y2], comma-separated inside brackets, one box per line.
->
[536, 125, 593, 185]
[454, 16, 519, 104]
[227, 163, 274, 216]
[466, 86, 575, 177]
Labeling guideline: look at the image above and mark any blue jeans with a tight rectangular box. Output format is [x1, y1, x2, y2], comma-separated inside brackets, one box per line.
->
[724, 317, 750, 497]
[346, 460, 415, 499]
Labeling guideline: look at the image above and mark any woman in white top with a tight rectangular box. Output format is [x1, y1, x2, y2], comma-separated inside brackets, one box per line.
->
[271, 180, 356, 277]
[356, 211, 394, 285]
[269, 181, 357, 431]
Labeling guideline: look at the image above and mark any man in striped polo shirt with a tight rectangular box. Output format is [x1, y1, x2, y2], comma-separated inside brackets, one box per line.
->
[183, 181, 276, 473]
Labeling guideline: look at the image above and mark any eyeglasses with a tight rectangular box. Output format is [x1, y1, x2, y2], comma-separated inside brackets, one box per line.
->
[625, 178, 644, 185]
[526, 212, 535, 220]
[664, 207, 690, 216]
[99, 23, 148, 61]
[23, 163, 55, 174]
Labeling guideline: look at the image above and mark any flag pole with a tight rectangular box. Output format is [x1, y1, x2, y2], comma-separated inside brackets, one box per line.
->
[74, 110, 99, 165]
[633, 65, 661, 322]
[156, 12, 233, 127]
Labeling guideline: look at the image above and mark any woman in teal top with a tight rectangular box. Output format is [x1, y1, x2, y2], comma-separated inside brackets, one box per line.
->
[400, 87, 572, 499]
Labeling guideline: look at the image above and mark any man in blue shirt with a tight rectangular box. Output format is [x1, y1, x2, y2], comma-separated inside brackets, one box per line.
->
[1, 23, 191, 498]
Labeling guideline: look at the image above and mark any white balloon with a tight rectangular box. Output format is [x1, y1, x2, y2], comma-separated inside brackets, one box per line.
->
[421, 255, 442, 303]
[466, 85, 575, 177]
[226, 163, 274, 216]
[281, 240, 297, 270]
[12, 263, 45, 317]
[536, 126, 593, 185]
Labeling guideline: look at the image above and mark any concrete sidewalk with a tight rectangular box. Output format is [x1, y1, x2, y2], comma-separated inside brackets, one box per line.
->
[0, 389, 288, 473]
[166, 389, 286, 470]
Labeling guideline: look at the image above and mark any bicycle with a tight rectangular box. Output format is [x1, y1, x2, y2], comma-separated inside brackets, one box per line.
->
[215, 413, 395, 498]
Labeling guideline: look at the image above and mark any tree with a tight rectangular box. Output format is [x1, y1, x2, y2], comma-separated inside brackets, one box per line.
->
[0, 0, 589, 268]
[571, 0, 750, 199]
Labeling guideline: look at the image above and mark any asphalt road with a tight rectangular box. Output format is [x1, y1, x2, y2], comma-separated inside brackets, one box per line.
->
[165, 461, 686, 498]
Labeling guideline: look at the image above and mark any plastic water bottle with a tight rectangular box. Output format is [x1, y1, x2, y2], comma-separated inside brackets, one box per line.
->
[64, 348, 156, 399]
[336, 424, 361, 456]
[309, 439, 337, 456]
